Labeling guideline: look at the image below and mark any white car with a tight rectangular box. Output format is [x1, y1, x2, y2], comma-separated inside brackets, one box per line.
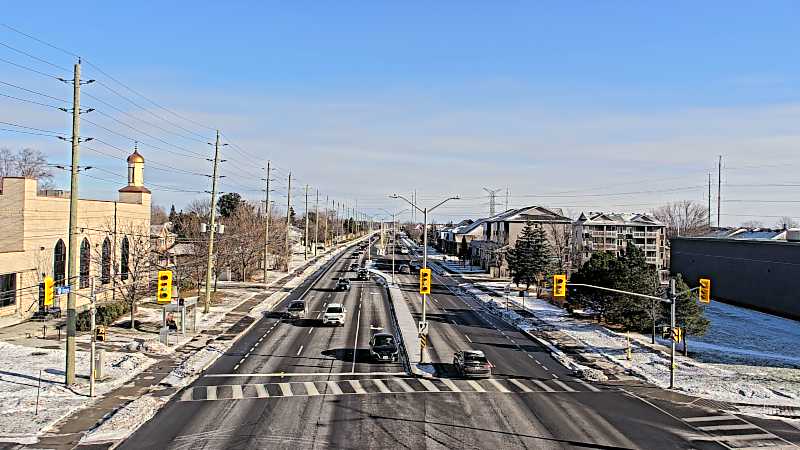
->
[322, 303, 347, 326]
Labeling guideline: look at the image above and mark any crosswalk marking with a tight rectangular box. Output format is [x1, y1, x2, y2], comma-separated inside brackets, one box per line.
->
[574, 379, 601, 392]
[551, 380, 576, 392]
[718, 433, 779, 442]
[373, 379, 391, 394]
[531, 379, 555, 392]
[508, 379, 532, 393]
[394, 379, 415, 393]
[697, 424, 759, 432]
[488, 378, 510, 393]
[327, 380, 343, 395]
[441, 379, 461, 392]
[254, 384, 268, 398]
[349, 380, 367, 394]
[467, 380, 486, 392]
[279, 383, 293, 397]
[684, 415, 738, 422]
[206, 386, 217, 400]
[304, 382, 320, 396]
[419, 379, 440, 392]
[231, 385, 244, 399]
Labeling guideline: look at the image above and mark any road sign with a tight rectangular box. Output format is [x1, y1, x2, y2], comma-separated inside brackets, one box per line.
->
[55, 285, 70, 295]
[671, 327, 683, 342]
[418, 321, 428, 335]
[157, 270, 173, 304]
[698, 278, 711, 303]
[553, 274, 566, 298]
[419, 268, 432, 295]
[43, 276, 54, 307]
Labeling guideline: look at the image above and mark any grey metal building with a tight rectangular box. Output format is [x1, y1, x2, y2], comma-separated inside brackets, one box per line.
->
[670, 236, 800, 320]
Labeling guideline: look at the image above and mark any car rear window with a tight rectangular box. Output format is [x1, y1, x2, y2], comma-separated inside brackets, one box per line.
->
[373, 336, 394, 346]
[464, 353, 487, 363]
[288, 302, 305, 310]
[326, 307, 343, 314]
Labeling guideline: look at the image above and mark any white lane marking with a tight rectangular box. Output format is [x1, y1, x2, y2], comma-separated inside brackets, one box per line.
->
[465, 334, 472, 343]
[575, 379, 601, 392]
[488, 378, 510, 393]
[205, 371, 407, 378]
[233, 364, 240, 371]
[552, 374, 559, 379]
[238, 358, 245, 364]
[531, 379, 555, 392]
[231, 384, 244, 399]
[351, 306, 362, 373]
[467, 380, 486, 392]
[697, 424, 759, 432]
[373, 379, 391, 394]
[304, 381, 320, 396]
[244, 351, 251, 358]
[419, 379, 440, 392]
[308, 328, 313, 335]
[279, 383, 293, 397]
[254, 384, 269, 398]
[552, 380, 576, 392]
[323, 302, 327, 308]
[327, 380, 344, 395]
[258, 337, 264, 342]
[206, 386, 217, 400]
[395, 379, 415, 393]
[715, 434, 781, 442]
[441, 379, 461, 392]
[450, 319, 458, 325]
[349, 380, 367, 394]
[542, 365, 550, 371]
[509, 379, 533, 393]
[683, 415, 739, 423]
[296, 345, 304, 356]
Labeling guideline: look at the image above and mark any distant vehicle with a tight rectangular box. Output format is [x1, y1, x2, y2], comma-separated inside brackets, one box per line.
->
[323, 303, 347, 326]
[286, 300, 307, 320]
[349, 263, 358, 271]
[398, 264, 411, 274]
[336, 278, 351, 291]
[357, 268, 369, 281]
[400, 248, 410, 255]
[453, 350, 491, 378]
[369, 332, 398, 361]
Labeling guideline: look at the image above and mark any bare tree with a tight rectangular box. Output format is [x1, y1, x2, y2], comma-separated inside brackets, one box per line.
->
[219, 201, 263, 281]
[0, 148, 54, 190]
[151, 204, 168, 225]
[775, 216, 798, 229]
[651, 201, 710, 239]
[547, 222, 574, 275]
[740, 220, 764, 228]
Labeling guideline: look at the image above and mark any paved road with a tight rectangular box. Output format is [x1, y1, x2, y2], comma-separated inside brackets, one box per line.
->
[120, 242, 793, 449]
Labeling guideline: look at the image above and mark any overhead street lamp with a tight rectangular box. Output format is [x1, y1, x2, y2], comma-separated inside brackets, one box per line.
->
[380, 208, 409, 285]
[389, 193, 459, 363]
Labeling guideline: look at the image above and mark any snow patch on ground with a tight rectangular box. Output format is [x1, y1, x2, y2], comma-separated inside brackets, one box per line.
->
[160, 344, 228, 389]
[80, 395, 165, 444]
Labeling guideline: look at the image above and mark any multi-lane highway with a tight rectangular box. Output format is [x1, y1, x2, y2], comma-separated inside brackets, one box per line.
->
[121, 240, 782, 449]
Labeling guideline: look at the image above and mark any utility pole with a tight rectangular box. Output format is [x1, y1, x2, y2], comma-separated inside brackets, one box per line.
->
[717, 155, 722, 228]
[505, 188, 509, 211]
[314, 189, 319, 256]
[707, 173, 712, 229]
[65, 59, 86, 385]
[304, 185, 310, 260]
[669, 278, 677, 390]
[285, 172, 292, 272]
[324, 195, 329, 248]
[203, 130, 222, 314]
[89, 278, 96, 397]
[262, 161, 271, 287]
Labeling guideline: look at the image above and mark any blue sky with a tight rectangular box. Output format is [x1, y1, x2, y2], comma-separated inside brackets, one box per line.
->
[2, 2, 800, 225]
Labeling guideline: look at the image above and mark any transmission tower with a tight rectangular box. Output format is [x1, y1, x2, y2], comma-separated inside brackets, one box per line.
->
[483, 187, 502, 216]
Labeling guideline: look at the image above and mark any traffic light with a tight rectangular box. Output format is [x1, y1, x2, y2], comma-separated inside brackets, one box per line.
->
[419, 268, 432, 295]
[698, 278, 711, 303]
[157, 270, 173, 304]
[552, 274, 566, 298]
[43, 276, 54, 307]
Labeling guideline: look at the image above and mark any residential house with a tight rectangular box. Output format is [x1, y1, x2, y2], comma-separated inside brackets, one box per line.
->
[469, 206, 572, 277]
[150, 221, 178, 267]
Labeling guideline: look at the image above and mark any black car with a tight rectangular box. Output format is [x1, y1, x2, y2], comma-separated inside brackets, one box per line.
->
[453, 350, 491, 378]
[349, 263, 358, 271]
[357, 268, 369, 281]
[336, 278, 351, 291]
[369, 332, 399, 362]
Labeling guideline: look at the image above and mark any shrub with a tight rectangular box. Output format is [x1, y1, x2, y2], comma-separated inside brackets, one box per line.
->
[76, 301, 131, 331]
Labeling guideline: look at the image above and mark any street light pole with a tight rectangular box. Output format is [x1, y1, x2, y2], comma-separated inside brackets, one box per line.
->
[389, 194, 459, 364]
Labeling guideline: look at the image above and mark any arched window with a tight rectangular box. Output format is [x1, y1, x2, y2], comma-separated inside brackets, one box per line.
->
[53, 239, 66, 286]
[120, 237, 130, 281]
[79, 238, 90, 288]
[101, 238, 111, 284]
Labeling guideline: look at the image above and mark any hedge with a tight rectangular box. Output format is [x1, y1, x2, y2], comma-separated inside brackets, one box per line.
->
[76, 301, 131, 331]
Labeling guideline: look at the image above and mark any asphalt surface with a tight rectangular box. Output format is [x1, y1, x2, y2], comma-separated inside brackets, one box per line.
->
[120, 241, 794, 449]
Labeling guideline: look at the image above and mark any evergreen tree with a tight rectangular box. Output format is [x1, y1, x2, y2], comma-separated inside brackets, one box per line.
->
[506, 221, 552, 291]
[458, 236, 469, 265]
[607, 244, 660, 332]
[668, 274, 710, 355]
[218, 192, 243, 218]
[570, 252, 619, 322]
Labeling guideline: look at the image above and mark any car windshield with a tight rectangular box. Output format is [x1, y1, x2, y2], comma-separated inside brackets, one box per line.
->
[464, 353, 487, 363]
[373, 335, 394, 347]
[288, 302, 304, 310]
[326, 307, 343, 314]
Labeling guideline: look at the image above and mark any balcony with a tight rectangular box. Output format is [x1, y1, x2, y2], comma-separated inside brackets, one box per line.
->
[632, 231, 645, 238]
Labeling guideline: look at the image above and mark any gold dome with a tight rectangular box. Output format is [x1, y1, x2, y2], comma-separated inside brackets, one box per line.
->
[127, 150, 144, 164]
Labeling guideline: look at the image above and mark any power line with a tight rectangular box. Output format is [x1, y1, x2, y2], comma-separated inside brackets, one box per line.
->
[0, 39, 71, 72]
[0, 79, 69, 103]
[0, 56, 62, 79]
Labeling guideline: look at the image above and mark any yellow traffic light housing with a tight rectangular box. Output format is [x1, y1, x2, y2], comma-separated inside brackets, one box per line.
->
[553, 274, 566, 298]
[43, 276, 54, 307]
[419, 268, 431, 295]
[698, 278, 711, 303]
[157, 270, 173, 304]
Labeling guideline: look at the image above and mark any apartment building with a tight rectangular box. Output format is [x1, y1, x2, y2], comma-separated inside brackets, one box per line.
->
[573, 212, 667, 273]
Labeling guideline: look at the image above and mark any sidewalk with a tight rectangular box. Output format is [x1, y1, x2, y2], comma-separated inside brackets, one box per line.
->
[4, 239, 361, 448]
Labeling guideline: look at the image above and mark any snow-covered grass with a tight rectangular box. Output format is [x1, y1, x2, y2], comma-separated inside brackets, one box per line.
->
[468, 281, 800, 409]
[0, 341, 153, 438]
[80, 395, 165, 444]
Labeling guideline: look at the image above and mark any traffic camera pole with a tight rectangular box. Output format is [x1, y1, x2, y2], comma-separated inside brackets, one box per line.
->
[669, 278, 676, 389]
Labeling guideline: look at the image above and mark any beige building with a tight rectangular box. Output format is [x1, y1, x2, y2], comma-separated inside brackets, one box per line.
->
[0, 150, 151, 327]
[573, 211, 668, 276]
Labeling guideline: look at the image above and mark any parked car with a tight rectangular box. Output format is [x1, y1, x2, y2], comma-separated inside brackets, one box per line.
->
[398, 264, 411, 274]
[336, 278, 351, 291]
[286, 300, 307, 320]
[400, 247, 409, 255]
[357, 268, 369, 281]
[322, 303, 347, 326]
[369, 332, 399, 361]
[453, 350, 491, 378]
